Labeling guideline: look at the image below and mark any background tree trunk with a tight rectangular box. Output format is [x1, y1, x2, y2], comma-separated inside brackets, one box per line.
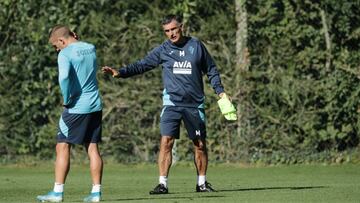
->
[234, 0, 251, 160]
[235, 0, 250, 71]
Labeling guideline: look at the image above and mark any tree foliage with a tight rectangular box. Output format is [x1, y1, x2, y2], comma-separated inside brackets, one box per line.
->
[0, 0, 359, 164]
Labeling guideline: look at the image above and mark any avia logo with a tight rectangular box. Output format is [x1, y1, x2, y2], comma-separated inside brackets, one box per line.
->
[195, 130, 201, 136]
[179, 50, 185, 57]
[173, 61, 192, 69]
[173, 60, 192, 74]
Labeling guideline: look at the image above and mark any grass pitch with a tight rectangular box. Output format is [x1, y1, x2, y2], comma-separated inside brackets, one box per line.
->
[0, 163, 360, 202]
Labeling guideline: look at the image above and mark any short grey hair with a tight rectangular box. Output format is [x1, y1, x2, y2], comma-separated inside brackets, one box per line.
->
[161, 14, 182, 25]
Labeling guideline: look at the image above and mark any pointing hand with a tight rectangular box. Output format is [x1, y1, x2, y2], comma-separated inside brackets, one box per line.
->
[101, 66, 120, 78]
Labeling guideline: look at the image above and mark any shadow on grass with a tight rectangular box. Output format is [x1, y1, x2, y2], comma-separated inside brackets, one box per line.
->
[105, 195, 226, 202]
[218, 185, 329, 192]
[70, 186, 328, 202]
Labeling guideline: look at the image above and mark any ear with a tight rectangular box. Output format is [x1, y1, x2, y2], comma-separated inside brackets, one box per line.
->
[179, 24, 184, 32]
[58, 37, 66, 45]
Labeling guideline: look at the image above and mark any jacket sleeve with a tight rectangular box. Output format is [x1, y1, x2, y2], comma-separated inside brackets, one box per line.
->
[200, 42, 225, 95]
[118, 46, 162, 78]
[58, 53, 71, 105]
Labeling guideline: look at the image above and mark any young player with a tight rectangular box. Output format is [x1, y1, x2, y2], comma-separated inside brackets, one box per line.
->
[37, 25, 103, 202]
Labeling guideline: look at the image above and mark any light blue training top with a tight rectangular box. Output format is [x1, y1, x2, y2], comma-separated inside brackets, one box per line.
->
[57, 41, 102, 114]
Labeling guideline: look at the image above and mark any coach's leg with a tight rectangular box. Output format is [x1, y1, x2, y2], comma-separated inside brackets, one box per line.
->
[193, 138, 215, 192]
[150, 136, 174, 194]
[193, 138, 208, 177]
[158, 136, 175, 189]
[85, 143, 103, 185]
[159, 136, 175, 177]
[55, 142, 71, 184]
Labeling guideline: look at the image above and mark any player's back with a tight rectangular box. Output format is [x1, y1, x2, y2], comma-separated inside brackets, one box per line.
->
[61, 41, 102, 113]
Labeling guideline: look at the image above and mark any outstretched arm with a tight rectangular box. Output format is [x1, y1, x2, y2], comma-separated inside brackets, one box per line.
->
[102, 46, 162, 78]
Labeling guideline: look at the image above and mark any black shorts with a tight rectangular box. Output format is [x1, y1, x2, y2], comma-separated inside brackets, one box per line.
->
[160, 106, 206, 140]
[57, 108, 102, 145]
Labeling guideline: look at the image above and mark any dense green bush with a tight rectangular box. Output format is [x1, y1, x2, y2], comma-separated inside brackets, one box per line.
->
[0, 0, 359, 164]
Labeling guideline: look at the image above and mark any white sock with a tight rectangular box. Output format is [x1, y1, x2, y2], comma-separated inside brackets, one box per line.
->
[91, 184, 101, 193]
[53, 182, 64, 193]
[198, 175, 206, 186]
[159, 176, 168, 188]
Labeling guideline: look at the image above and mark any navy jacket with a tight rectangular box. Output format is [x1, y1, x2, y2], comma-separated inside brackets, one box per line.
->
[118, 37, 224, 108]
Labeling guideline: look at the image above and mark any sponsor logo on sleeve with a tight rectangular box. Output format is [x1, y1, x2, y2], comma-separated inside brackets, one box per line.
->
[188, 46, 194, 55]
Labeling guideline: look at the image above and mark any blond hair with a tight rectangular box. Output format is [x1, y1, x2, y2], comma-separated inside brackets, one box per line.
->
[49, 25, 78, 40]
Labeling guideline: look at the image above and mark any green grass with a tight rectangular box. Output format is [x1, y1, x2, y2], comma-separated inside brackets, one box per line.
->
[1, 163, 360, 203]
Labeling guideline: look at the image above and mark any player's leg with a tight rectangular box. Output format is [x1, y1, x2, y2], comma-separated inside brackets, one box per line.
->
[83, 110, 103, 202]
[37, 109, 75, 202]
[150, 106, 180, 195]
[183, 107, 215, 192]
[83, 143, 103, 202]
[55, 142, 71, 184]
[36, 142, 71, 202]
[86, 143, 103, 185]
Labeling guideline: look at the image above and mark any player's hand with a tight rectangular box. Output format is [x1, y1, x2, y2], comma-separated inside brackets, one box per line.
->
[102, 66, 120, 78]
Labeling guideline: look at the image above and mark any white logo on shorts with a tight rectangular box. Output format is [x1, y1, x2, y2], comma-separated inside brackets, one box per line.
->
[195, 130, 201, 136]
